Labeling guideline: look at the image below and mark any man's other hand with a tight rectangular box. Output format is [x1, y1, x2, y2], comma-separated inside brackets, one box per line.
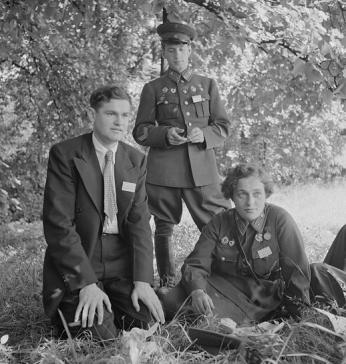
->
[132, 281, 165, 324]
[187, 127, 204, 144]
[74, 283, 112, 328]
[167, 127, 187, 145]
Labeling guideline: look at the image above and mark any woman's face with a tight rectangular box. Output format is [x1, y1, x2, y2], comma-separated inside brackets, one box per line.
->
[233, 176, 266, 222]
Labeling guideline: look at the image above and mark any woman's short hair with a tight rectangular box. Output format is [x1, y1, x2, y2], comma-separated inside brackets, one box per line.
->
[90, 85, 131, 110]
[221, 163, 274, 201]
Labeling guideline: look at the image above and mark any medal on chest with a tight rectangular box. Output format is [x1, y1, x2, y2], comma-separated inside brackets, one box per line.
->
[220, 236, 235, 247]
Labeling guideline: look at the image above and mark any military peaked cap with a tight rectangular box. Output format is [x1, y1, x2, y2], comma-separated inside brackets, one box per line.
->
[157, 21, 196, 44]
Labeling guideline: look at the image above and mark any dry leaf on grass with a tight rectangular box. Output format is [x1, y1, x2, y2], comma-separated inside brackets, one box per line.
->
[120, 322, 161, 364]
[315, 308, 346, 337]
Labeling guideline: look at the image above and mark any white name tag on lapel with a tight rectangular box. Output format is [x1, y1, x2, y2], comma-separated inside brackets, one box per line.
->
[122, 181, 136, 193]
[258, 246, 272, 259]
[192, 94, 202, 103]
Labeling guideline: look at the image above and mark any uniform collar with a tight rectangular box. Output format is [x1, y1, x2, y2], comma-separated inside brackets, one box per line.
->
[235, 204, 268, 236]
[168, 67, 193, 83]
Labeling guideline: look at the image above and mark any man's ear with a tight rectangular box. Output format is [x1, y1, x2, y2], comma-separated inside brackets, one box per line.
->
[161, 43, 166, 59]
[187, 44, 192, 57]
[87, 107, 96, 123]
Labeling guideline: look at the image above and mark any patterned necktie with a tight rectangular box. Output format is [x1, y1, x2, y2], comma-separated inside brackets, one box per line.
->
[103, 150, 117, 222]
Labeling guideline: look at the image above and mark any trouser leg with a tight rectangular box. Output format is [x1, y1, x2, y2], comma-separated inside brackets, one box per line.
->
[103, 278, 154, 330]
[154, 234, 176, 287]
[182, 183, 231, 231]
[324, 225, 346, 270]
[310, 262, 346, 307]
[157, 282, 190, 321]
[55, 281, 119, 341]
[146, 184, 183, 286]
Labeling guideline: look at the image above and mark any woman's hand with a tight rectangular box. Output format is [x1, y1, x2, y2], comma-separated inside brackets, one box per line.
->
[191, 289, 215, 316]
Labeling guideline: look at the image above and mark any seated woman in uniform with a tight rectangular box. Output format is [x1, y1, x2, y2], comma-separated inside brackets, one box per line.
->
[159, 163, 311, 324]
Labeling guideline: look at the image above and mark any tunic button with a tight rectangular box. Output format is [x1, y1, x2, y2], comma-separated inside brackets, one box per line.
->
[181, 80, 184, 83]
[183, 89, 187, 94]
[184, 100, 188, 105]
[186, 111, 190, 116]
[221, 257, 225, 261]
[164, 100, 168, 104]
[188, 122, 192, 126]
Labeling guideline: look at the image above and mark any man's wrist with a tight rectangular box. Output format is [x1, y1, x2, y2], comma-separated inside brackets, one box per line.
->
[134, 281, 150, 286]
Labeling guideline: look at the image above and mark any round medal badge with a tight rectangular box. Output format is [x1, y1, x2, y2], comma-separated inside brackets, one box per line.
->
[221, 236, 229, 245]
[263, 232, 272, 241]
[228, 239, 235, 247]
[255, 233, 263, 242]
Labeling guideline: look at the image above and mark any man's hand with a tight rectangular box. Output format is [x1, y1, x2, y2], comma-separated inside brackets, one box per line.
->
[191, 289, 214, 316]
[74, 283, 112, 328]
[167, 127, 187, 145]
[131, 281, 165, 324]
[187, 127, 205, 144]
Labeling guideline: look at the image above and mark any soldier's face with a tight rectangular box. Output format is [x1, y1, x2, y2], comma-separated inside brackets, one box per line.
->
[90, 99, 130, 147]
[233, 176, 266, 222]
[163, 43, 191, 73]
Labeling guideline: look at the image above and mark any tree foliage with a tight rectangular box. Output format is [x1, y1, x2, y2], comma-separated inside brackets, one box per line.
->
[0, 0, 345, 220]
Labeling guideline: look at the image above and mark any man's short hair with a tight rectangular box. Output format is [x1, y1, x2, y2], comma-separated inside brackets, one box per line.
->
[221, 163, 274, 201]
[90, 85, 131, 110]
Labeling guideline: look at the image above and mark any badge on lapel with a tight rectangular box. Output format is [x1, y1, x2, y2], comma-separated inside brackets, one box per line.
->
[122, 181, 136, 193]
[192, 94, 202, 103]
[257, 246, 272, 259]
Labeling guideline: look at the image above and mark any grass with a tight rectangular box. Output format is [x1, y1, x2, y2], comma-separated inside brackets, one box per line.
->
[0, 181, 346, 363]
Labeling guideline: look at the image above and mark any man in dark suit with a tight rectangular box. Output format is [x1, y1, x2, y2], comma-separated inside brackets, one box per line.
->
[42, 85, 164, 340]
[133, 21, 231, 287]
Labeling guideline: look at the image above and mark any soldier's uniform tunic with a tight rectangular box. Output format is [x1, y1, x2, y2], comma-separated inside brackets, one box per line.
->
[133, 68, 231, 234]
[133, 20, 231, 285]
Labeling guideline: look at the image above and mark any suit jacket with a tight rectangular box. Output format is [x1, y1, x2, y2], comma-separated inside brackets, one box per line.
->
[133, 69, 230, 187]
[42, 133, 153, 318]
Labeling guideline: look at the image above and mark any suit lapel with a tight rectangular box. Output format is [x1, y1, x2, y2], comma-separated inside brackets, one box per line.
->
[73, 134, 103, 220]
[115, 142, 138, 227]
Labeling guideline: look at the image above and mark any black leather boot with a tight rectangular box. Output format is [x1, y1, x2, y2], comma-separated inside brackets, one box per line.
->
[154, 235, 176, 288]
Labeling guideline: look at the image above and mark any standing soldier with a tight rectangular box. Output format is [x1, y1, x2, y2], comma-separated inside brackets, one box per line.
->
[133, 20, 231, 287]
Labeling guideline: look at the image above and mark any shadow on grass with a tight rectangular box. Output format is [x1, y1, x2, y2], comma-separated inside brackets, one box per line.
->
[0, 221, 344, 363]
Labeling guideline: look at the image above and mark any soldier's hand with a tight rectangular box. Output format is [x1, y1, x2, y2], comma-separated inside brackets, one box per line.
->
[167, 127, 187, 145]
[191, 289, 214, 316]
[74, 283, 112, 328]
[187, 127, 205, 143]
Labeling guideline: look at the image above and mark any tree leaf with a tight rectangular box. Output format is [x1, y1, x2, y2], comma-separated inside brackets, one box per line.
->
[292, 59, 306, 76]
[0, 334, 9, 345]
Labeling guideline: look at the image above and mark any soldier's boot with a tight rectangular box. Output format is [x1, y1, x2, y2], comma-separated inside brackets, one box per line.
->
[154, 235, 176, 288]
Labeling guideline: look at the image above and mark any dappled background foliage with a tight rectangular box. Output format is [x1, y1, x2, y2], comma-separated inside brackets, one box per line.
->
[0, 0, 346, 221]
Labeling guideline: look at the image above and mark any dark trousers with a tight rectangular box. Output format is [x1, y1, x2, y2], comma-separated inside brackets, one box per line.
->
[55, 234, 153, 340]
[324, 225, 346, 270]
[146, 183, 231, 236]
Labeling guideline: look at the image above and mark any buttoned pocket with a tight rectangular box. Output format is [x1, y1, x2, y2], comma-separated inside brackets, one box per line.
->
[252, 241, 280, 278]
[193, 95, 210, 118]
[156, 96, 180, 121]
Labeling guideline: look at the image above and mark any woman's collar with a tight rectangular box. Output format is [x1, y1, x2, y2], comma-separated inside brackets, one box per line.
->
[235, 204, 269, 236]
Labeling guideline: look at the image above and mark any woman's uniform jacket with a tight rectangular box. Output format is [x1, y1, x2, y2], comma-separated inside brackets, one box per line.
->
[181, 204, 311, 310]
[42, 133, 153, 318]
